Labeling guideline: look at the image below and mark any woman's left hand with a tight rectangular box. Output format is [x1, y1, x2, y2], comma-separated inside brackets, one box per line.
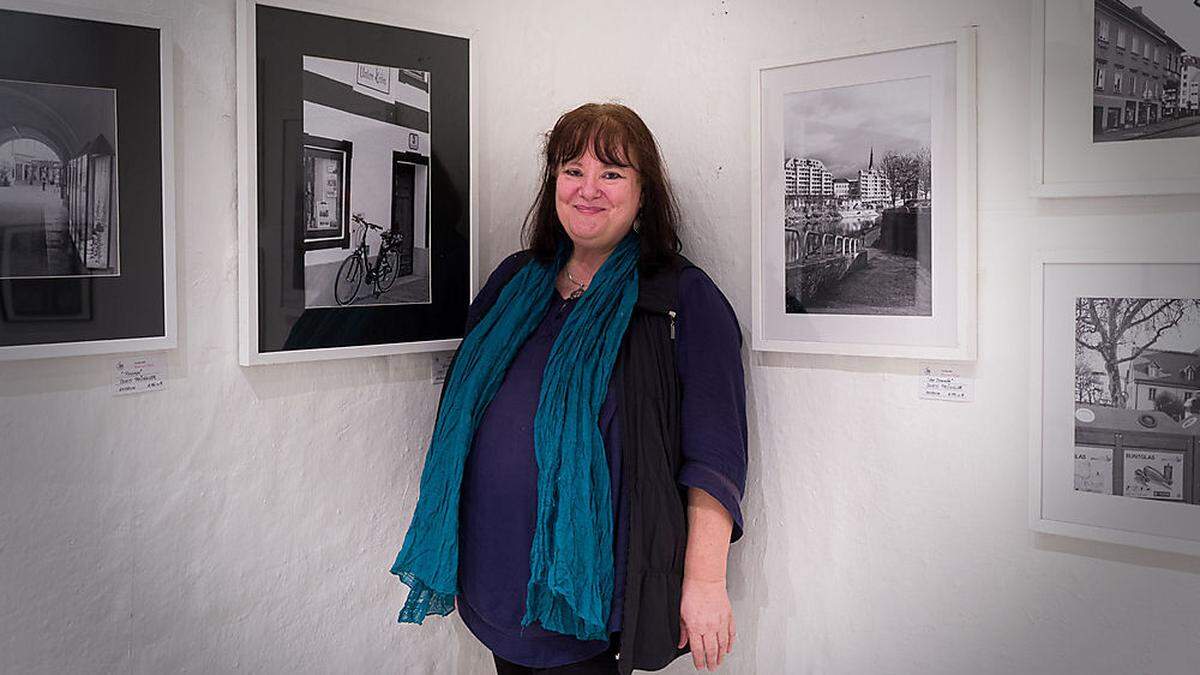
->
[677, 575, 735, 671]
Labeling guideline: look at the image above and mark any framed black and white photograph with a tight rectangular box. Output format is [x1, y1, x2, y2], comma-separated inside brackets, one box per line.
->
[300, 55, 431, 309]
[1032, 0, 1200, 196]
[0, 2, 176, 361]
[1091, 0, 1200, 144]
[751, 29, 977, 359]
[237, 0, 473, 365]
[1032, 252, 1200, 556]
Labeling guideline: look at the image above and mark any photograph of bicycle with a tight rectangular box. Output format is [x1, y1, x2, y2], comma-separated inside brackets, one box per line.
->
[298, 55, 432, 308]
[333, 214, 405, 305]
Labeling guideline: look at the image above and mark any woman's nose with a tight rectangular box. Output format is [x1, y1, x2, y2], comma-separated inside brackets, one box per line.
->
[579, 173, 602, 199]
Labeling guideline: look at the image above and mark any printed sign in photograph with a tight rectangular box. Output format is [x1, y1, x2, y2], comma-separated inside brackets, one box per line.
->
[1092, 0, 1200, 143]
[1122, 449, 1185, 500]
[1074, 445, 1114, 494]
[355, 62, 391, 94]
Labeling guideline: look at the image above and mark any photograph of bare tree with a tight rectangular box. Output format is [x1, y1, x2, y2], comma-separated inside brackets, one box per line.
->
[1074, 297, 1200, 503]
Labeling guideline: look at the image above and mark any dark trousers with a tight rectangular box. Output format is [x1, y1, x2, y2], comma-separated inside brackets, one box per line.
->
[492, 642, 619, 675]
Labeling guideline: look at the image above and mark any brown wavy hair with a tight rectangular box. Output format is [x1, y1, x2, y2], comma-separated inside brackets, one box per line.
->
[521, 103, 682, 272]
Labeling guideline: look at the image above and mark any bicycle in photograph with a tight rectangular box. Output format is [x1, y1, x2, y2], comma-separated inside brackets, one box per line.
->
[334, 213, 404, 306]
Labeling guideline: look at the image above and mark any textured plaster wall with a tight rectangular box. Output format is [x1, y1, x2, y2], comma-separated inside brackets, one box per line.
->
[3, 0, 1200, 673]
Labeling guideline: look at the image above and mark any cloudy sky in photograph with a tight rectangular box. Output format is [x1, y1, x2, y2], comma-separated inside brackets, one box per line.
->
[1129, 0, 1200, 54]
[783, 76, 930, 180]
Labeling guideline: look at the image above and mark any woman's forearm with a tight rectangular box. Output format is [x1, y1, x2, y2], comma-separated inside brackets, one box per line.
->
[683, 487, 734, 582]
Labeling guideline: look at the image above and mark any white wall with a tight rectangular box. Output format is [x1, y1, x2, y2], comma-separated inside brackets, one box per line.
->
[3, 0, 1200, 673]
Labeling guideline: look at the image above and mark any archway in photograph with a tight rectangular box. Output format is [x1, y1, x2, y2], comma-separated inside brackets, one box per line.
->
[0, 79, 118, 279]
[0, 136, 72, 277]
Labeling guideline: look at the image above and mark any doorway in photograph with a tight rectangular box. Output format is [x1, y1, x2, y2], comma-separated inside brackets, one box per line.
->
[299, 54, 431, 308]
[781, 76, 933, 316]
[1092, 0, 1200, 143]
[391, 154, 417, 278]
[0, 78, 119, 280]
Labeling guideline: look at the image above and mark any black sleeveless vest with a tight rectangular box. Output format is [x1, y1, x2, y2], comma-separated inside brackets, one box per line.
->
[460, 251, 693, 673]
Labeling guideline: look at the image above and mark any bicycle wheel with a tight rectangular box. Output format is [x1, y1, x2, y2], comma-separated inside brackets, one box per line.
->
[375, 246, 402, 293]
[334, 253, 366, 305]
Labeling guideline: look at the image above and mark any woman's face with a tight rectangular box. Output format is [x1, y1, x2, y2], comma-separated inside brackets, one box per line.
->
[554, 149, 642, 255]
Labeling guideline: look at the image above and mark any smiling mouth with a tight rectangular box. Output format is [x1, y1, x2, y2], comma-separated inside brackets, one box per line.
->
[574, 205, 605, 215]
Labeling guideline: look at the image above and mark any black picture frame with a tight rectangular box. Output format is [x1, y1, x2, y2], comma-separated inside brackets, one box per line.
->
[0, 5, 175, 360]
[238, 1, 473, 365]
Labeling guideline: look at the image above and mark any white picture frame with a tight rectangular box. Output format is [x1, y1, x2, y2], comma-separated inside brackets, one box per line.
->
[1030, 0, 1200, 198]
[1030, 250, 1200, 557]
[0, 0, 177, 361]
[750, 27, 978, 360]
[236, 0, 478, 366]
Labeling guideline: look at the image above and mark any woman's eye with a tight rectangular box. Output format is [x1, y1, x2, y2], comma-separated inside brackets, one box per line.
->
[562, 168, 582, 177]
[603, 171, 624, 180]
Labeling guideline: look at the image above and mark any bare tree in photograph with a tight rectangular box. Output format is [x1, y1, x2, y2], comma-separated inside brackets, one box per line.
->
[1075, 298, 1190, 408]
[878, 147, 931, 203]
[1075, 356, 1108, 404]
[879, 150, 920, 203]
[916, 146, 931, 198]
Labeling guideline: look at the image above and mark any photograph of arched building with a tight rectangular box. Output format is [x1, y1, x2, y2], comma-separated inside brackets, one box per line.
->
[0, 78, 119, 280]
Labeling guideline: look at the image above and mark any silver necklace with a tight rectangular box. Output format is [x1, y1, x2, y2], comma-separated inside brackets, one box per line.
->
[565, 268, 587, 300]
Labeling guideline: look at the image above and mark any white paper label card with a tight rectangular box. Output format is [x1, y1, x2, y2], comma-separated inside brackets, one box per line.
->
[113, 353, 166, 396]
[919, 363, 974, 402]
[431, 352, 454, 385]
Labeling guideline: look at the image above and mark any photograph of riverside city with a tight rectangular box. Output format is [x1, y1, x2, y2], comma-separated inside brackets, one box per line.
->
[1093, 0, 1200, 142]
[782, 76, 932, 316]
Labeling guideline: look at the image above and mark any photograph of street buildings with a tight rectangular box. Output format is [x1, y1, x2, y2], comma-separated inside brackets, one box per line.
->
[1093, 0, 1200, 142]
[0, 78, 118, 280]
[782, 76, 933, 316]
[1074, 297, 1200, 504]
[301, 55, 431, 308]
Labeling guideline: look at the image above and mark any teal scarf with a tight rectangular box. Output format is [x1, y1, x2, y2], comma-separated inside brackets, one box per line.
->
[390, 234, 640, 641]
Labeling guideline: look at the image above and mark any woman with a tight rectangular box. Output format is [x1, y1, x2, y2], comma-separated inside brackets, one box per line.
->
[391, 103, 747, 674]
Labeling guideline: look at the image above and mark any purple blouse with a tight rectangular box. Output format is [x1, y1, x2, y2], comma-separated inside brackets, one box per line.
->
[456, 256, 747, 668]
